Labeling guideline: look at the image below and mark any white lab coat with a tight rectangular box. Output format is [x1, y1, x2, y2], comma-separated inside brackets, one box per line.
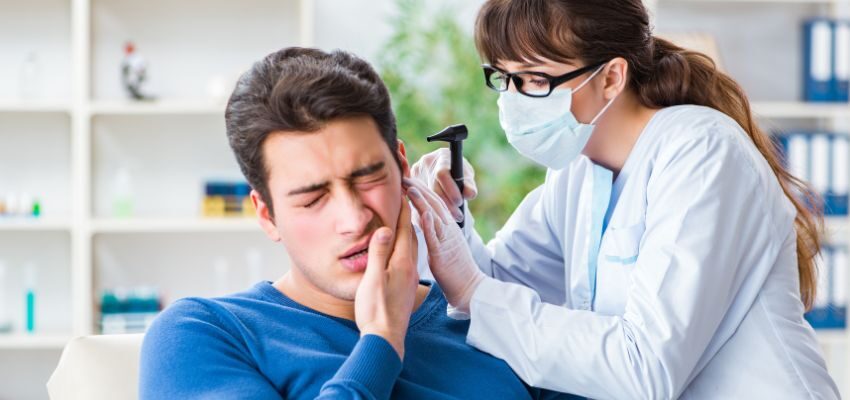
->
[462, 105, 840, 399]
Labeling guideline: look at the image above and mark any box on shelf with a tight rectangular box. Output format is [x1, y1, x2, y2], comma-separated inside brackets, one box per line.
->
[202, 181, 255, 218]
[99, 286, 162, 334]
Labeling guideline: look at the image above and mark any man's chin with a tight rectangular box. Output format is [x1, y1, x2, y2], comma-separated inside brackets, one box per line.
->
[327, 268, 364, 301]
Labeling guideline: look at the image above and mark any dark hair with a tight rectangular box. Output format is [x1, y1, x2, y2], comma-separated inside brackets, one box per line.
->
[225, 47, 398, 218]
[475, 0, 822, 310]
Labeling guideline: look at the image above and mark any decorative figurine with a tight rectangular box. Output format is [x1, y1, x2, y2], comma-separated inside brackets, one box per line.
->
[121, 42, 154, 101]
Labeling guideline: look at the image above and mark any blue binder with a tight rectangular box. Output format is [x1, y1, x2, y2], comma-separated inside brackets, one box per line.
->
[827, 134, 849, 215]
[811, 133, 830, 205]
[805, 245, 847, 329]
[834, 20, 850, 102]
[804, 19, 835, 102]
[782, 131, 812, 188]
[833, 245, 848, 328]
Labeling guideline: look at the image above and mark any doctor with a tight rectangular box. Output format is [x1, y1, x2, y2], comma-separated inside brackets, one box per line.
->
[406, 0, 840, 398]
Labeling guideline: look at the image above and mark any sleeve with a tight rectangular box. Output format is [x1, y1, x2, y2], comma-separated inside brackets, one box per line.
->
[140, 300, 403, 400]
[462, 169, 568, 304]
[139, 299, 285, 399]
[317, 334, 403, 399]
[465, 133, 781, 399]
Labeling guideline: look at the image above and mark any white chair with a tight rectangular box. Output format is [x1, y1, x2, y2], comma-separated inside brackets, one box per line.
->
[47, 334, 145, 400]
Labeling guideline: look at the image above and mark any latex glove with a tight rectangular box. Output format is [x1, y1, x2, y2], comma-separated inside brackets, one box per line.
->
[410, 148, 477, 222]
[354, 197, 419, 359]
[404, 177, 484, 315]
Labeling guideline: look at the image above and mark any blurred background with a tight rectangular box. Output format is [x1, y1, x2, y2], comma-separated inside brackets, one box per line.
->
[0, 0, 849, 398]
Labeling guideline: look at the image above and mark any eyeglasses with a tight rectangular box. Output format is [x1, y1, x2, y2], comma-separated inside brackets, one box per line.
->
[482, 62, 605, 98]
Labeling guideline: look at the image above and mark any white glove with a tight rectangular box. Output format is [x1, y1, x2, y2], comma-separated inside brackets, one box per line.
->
[404, 177, 485, 315]
[409, 148, 477, 223]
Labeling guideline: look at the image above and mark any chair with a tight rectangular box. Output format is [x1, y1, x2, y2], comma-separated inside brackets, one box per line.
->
[47, 334, 145, 400]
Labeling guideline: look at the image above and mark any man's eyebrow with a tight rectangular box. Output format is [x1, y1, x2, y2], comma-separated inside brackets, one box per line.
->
[350, 161, 386, 179]
[287, 181, 330, 196]
[285, 161, 386, 196]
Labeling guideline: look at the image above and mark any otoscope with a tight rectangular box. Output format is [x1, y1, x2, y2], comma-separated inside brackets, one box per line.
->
[427, 124, 469, 228]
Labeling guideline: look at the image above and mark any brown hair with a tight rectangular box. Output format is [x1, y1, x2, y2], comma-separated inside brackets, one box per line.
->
[475, 0, 823, 309]
[225, 47, 399, 218]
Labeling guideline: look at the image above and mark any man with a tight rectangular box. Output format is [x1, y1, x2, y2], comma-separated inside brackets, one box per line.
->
[140, 47, 576, 400]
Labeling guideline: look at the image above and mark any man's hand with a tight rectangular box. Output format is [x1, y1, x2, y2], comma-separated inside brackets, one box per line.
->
[354, 197, 419, 360]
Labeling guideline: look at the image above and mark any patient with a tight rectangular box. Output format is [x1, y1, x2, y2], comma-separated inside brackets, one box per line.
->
[139, 47, 576, 400]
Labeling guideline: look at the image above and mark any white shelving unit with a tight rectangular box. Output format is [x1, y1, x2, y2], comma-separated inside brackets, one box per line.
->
[1, 0, 313, 397]
[753, 100, 850, 118]
[88, 99, 226, 116]
[0, 102, 71, 113]
[0, 219, 72, 232]
[90, 218, 260, 233]
[649, 0, 850, 396]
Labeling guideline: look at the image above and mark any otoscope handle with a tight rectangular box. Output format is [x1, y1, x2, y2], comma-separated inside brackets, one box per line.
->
[427, 124, 468, 228]
[450, 141, 465, 228]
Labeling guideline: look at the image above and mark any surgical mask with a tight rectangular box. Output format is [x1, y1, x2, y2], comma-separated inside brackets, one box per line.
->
[498, 64, 616, 170]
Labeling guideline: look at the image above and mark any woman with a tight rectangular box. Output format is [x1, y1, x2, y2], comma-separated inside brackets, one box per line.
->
[405, 0, 840, 398]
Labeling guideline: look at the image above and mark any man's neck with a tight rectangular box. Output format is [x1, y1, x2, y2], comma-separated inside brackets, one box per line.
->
[272, 271, 430, 321]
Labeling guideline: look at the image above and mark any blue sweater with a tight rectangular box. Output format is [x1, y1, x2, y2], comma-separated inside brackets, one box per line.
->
[140, 281, 578, 399]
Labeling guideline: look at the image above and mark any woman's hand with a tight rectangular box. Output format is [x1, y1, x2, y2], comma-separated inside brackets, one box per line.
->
[410, 148, 478, 222]
[354, 198, 419, 359]
[404, 178, 485, 314]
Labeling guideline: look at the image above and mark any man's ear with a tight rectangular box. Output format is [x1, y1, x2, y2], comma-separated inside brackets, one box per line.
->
[251, 189, 282, 242]
[397, 139, 411, 178]
[602, 57, 629, 100]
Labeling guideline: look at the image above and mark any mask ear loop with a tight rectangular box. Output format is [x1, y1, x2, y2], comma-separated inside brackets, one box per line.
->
[573, 63, 606, 93]
[590, 93, 618, 125]
[573, 62, 618, 126]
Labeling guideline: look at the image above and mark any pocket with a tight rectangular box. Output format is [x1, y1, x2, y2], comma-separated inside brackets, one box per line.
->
[594, 222, 645, 316]
[601, 221, 645, 264]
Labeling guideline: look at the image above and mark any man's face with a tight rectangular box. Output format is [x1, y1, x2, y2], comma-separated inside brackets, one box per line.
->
[254, 116, 408, 301]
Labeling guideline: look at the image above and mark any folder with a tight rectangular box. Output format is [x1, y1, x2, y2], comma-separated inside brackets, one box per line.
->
[806, 245, 833, 328]
[829, 134, 849, 215]
[786, 133, 810, 180]
[817, 246, 832, 310]
[834, 20, 850, 102]
[810, 133, 830, 197]
[804, 19, 835, 102]
[784, 133, 811, 192]
[832, 245, 847, 328]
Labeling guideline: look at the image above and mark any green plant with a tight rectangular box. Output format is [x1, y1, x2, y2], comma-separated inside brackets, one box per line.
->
[378, 0, 545, 241]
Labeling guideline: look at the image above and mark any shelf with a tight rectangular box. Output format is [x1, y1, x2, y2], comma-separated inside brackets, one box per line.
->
[0, 219, 71, 232]
[751, 101, 850, 119]
[91, 218, 259, 233]
[89, 99, 226, 116]
[816, 329, 848, 346]
[0, 334, 71, 350]
[0, 101, 71, 114]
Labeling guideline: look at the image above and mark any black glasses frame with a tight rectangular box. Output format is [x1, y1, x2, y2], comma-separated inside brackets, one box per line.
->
[482, 62, 606, 98]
